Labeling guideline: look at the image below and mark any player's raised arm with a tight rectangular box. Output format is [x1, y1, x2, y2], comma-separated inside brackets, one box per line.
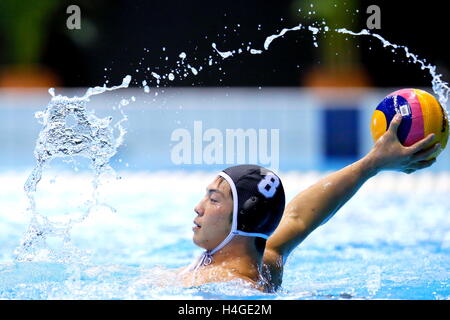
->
[266, 113, 439, 263]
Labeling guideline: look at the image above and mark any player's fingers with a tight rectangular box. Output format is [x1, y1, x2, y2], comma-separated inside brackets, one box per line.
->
[411, 143, 440, 161]
[409, 158, 436, 170]
[406, 133, 435, 155]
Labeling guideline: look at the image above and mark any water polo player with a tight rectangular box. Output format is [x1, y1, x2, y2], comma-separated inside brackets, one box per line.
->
[178, 114, 440, 292]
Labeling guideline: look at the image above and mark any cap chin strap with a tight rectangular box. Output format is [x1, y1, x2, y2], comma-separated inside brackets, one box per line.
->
[194, 172, 268, 270]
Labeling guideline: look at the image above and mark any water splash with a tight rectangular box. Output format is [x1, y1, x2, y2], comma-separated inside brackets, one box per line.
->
[212, 42, 234, 58]
[335, 28, 449, 111]
[141, 22, 448, 120]
[15, 75, 132, 263]
[207, 24, 448, 112]
[264, 24, 303, 50]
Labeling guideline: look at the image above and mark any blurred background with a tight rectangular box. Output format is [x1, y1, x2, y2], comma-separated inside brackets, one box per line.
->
[0, 0, 448, 88]
[0, 0, 449, 171]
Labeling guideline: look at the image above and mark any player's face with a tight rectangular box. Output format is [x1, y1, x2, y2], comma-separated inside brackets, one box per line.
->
[192, 176, 233, 250]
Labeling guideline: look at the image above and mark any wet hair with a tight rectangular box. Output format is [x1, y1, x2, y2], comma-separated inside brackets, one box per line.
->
[216, 175, 229, 191]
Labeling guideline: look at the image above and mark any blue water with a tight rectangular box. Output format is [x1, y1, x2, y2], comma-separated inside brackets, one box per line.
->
[1, 170, 449, 299]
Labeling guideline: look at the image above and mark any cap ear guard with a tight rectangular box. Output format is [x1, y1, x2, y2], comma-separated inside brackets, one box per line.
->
[240, 196, 268, 216]
[238, 195, 273, 234]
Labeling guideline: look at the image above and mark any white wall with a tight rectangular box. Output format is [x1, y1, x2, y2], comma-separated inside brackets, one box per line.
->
[0, 87, 448, 172]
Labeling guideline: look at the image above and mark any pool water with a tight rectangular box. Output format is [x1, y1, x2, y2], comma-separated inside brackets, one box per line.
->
[0, 169, 449, 300]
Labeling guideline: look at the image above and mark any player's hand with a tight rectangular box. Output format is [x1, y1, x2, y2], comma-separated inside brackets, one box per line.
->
[367, 113, 440, 174]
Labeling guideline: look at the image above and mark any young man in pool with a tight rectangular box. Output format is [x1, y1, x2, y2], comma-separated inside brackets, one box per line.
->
[178, 114, 440, 292]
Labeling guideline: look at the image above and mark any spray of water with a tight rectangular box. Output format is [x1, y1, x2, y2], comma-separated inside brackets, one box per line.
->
[140, 22, 447, 117]
[335, 28, 449, 111]
[15, 75, 132, 263]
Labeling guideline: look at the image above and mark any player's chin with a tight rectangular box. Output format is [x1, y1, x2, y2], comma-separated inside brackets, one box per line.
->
[192, 233, 205, 249]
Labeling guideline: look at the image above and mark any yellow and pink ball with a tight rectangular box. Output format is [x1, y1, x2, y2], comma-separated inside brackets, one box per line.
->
[371, 88, 449, 160]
